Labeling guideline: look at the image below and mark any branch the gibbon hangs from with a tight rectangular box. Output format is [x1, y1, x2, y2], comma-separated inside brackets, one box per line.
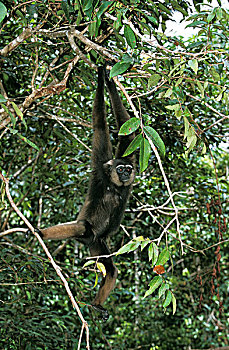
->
[31, 67, 135, 320]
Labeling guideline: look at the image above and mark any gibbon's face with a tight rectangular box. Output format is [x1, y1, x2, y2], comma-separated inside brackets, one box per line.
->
[103, 160, 135, 187]
[116, 164, 133, 183]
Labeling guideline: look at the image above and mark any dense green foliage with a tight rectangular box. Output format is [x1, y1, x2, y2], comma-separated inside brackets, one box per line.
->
[0, 0, 228, 349]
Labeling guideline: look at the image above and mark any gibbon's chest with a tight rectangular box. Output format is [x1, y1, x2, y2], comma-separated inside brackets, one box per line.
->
[88, 184, 129, 236]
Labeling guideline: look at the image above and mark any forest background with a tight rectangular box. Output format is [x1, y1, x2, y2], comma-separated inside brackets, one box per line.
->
[0, 0, 228, 349]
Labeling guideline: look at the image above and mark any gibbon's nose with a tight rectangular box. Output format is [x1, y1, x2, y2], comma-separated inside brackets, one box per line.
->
[121, 170, 130, 181]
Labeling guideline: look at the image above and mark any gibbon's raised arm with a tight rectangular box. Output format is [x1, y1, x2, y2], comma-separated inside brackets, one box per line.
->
[29, 67, 135, 321]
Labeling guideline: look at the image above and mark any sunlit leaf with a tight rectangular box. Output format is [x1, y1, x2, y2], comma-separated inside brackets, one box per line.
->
[0, 2, 7, 23]
[188, 59, 198, 74]
[93, 272, 99, 288]
[141, 238, 150, 251]
[207, 11, 215, 22]
[82, 260, 95, 268]
[172, 293, 177, 314]
[116, 240, 140, 255]
[165, 103, 180, 111]
[96, 262, 106, 277]
[148, 74, 161, 87]
[156, 248, 170, 266]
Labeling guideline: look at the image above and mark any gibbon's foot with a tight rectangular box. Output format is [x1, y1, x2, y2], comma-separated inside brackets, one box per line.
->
[26, 228, 44, 238]
[91, 304, 109, 322]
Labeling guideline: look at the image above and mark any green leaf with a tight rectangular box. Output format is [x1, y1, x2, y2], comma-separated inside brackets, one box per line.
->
[11, 102, 23, 118]
[188, 59, 198, 74]
[93, 272, 99, 288]
[158, 3, 171, 15]
[186, 134, 197, 150]
[61, 0, 70, 22]
[1, 103, 16, 128]
[110, 62, 131, 78]
[116, 240, 140, 255]
[123, 134, 143, 156]
[148, 243, 159, 266]
[185, 20, 206, 28]
[141, 238, 150, 251]
[0, 2, 7, 23]
[114, 12, 122, 29]
[163, 290, 172, 308]
[148, 74, 161, 87]
[119, 118, 140, 136]
[144, 276, 163, 298]
[216, 7, 223, 20]
[83, 0, 92, 11]
[158, 282, 169, 298]
[145, 15, 158, 26]
[124, 25, 136, 49]
[164, 88, 173, 98]
[83, 260, 95, 268]
[156, 248, 170, 266]
[165, 103, 180, 111]
[88, 20, 97, 37]
[207, 11, 215, 22]
[184, 116, 190, 140]
[96, 262, 106, 277]
[97, 1, 113, 18]
[139, 138, 151, 172]
[122, 53, 133, 64]
[0, 94, 7, 102]
[8, 127, 39, 151]
[210, 67, 220, 82]
[143, 126, 165, 156]
[172, 293, 177, 314]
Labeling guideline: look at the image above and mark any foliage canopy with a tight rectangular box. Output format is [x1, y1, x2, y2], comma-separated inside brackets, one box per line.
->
[0, 0, 228, 349]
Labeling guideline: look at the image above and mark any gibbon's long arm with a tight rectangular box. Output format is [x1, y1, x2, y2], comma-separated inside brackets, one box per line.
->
[105, 73, 135, 161]
[91, 67, 113, 169]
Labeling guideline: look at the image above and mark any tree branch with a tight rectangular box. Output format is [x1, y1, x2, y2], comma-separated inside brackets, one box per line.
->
[0, 27, 32, 57]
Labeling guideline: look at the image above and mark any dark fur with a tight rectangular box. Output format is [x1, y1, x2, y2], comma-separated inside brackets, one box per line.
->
[37, 67, 135, 318]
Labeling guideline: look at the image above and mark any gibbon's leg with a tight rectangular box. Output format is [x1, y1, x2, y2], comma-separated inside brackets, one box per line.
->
[36, 220, 93, 241]
[104, 70, 135, 160]
[91, 66, 113, 169]
[89, 239, 118, 311]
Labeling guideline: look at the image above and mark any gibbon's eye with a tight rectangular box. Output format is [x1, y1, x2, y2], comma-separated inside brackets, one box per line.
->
[116, 166, 124, 174]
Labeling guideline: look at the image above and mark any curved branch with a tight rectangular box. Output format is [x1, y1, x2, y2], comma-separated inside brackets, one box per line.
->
[0, 27, 32, 57]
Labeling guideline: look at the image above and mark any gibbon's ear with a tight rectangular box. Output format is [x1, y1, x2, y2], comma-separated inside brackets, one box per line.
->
[103, 159, 114, 171]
